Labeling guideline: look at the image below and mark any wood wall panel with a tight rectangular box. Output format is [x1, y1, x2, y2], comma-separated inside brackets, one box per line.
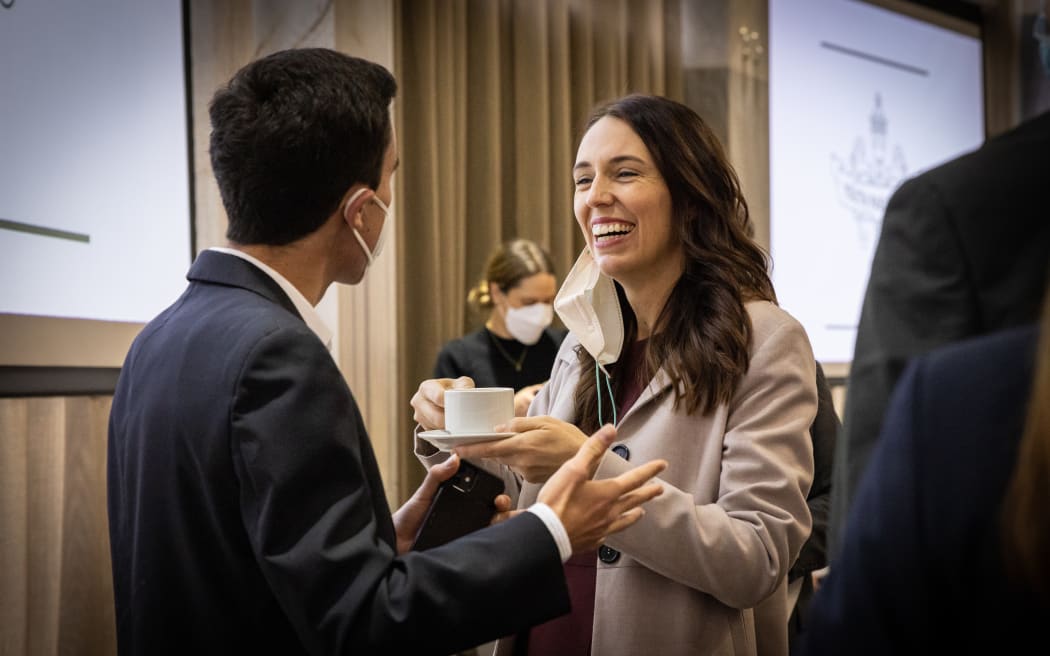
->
[0, 397, 116, 656]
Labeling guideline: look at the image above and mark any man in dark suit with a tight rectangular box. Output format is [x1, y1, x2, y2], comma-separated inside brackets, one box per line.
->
[107, 48, 664, 655]
[828, 107, 1050, 554]
[800, 318, 1047, 654]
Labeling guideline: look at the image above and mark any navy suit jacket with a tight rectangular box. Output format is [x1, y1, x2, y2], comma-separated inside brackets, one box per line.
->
[800, 325, 1045, 654]
[107, 251, 569, 655]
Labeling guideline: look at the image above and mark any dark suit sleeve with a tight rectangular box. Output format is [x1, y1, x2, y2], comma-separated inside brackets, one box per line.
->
[800, 359, 932, 655]
[229, 326, 569, 655]
[830, 175, 975, 554]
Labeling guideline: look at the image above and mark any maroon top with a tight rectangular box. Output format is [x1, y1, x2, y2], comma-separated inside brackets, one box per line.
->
[614, 337, 650, 418]
[525, 339, 649, 656]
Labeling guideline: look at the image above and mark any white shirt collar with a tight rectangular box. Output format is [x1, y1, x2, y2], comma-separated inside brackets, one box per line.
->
[208, 247, 334, 352]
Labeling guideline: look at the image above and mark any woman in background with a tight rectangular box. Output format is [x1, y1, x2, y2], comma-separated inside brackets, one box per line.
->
[433, 238, 567, 416]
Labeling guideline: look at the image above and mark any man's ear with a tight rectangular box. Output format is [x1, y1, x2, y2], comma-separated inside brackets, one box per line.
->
[342, 186, 373, 230]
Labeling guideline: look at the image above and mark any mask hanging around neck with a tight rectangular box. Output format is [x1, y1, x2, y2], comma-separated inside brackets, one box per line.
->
[555, 247, 624, 426]
[554, 247, 624, 366]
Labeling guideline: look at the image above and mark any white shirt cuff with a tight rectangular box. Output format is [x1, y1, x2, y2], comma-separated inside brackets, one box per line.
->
[527, 502, 571, 563]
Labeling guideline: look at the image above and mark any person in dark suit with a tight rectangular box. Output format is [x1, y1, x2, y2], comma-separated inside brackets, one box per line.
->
[828, 107, 1050, 554]
[106, 48, 666, 656]
[798, 287, 1050, 654]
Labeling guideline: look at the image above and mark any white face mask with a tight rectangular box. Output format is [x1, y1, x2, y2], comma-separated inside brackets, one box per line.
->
[503, 302, 554, 345]
[346, 187, 391, 269]
[554, 247, 624, 366]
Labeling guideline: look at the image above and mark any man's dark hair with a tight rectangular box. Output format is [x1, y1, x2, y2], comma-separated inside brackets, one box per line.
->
[209, 48, 397, 245]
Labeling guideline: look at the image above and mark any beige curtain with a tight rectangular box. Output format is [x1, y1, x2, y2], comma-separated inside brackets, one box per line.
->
[0, 397, 116, 655]
[394, 0, 682, 492]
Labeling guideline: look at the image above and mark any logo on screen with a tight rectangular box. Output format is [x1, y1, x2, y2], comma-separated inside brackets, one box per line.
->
[829, 93, 908, 247]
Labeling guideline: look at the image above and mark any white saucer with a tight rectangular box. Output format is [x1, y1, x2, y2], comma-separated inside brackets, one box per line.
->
[418, 430, 516, 451]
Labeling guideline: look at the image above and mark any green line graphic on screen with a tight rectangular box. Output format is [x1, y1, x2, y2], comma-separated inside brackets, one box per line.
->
[0, 218, 90, 243]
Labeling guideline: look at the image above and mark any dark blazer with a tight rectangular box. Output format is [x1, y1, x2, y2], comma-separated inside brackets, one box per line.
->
[831, 110, 1050, 551]
[800, 325, 1044, 655]
[107, 251, 570, 655]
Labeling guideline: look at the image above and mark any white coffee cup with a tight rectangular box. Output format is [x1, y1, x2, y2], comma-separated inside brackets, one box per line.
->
[444, 387, 514, 434]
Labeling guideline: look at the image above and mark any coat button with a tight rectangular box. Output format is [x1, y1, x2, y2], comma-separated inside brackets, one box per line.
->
[598, 545, 620, 564]
[611, 444, 630, 460]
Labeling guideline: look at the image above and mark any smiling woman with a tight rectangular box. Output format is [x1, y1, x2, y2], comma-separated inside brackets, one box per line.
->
[417, 95, 819, 656]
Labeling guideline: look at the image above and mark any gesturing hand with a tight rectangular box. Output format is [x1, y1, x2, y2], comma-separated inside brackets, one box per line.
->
[537, 425, 667, 554]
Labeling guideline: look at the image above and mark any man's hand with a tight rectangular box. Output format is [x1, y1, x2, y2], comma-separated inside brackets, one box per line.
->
[513, 383, 544, 416]
[537, 425, 667, 554]
[455, 415, 587, 483]
[393, 454, 514, 553]
[411, 376, 474, 430]
[392, 453, 461, 554]
[490, 494, 520, 525]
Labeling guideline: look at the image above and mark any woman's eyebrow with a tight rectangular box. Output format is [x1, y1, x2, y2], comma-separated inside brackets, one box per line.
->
[573, 154, 647, 171]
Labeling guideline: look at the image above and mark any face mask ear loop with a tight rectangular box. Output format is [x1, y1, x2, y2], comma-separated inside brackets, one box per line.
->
[594, 360, 618, 427]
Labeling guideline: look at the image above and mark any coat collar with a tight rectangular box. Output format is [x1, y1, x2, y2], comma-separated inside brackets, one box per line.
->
[556, 332, 677, 428]
[186, 250, 302, 321]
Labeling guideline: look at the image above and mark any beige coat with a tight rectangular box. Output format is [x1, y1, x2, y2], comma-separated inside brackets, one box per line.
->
[495, 300, 816, 656]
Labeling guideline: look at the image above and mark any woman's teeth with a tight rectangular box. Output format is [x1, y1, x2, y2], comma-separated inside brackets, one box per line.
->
[592, 222, 634, 240]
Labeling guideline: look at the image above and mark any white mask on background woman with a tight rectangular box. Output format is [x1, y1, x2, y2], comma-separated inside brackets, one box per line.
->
[503, 302, 554, 345]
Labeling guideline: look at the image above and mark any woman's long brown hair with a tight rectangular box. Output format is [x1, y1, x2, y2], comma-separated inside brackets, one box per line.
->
[1001, 287, 1050, 605]
[571, 95, 776, 434]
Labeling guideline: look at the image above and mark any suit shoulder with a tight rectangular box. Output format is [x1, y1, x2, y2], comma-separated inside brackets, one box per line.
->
[132, 283, 319, 365]
[900, 111, 1050, 194]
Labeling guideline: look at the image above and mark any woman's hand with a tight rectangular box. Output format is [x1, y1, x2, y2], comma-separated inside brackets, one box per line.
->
[410, 376, 474, 430]
[513, 383, 545, 416]
[454, 415, 588, 483]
